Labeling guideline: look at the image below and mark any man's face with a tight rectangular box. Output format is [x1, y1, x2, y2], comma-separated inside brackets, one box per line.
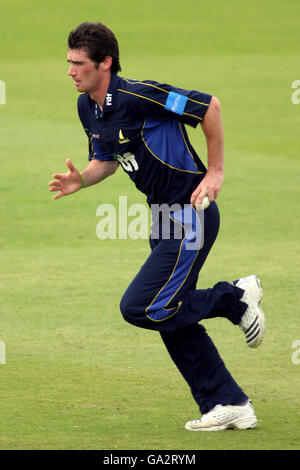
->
[67, 48, 104, 94]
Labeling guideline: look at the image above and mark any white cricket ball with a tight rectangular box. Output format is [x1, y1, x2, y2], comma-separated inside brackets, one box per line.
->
[195, 196, 210, 210]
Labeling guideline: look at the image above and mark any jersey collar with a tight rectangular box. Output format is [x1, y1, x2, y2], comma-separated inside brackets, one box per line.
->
[91, 73, 120, 119]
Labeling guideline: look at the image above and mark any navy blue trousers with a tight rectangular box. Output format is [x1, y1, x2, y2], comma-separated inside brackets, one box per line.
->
[120, 202, 248, 413]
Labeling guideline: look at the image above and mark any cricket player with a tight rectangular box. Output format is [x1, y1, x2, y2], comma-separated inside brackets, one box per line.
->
[49, 22, 265, 431]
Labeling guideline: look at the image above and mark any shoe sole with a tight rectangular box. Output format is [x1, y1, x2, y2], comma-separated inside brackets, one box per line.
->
[185, 417, 258, 432]
[185, 423, 227, 431]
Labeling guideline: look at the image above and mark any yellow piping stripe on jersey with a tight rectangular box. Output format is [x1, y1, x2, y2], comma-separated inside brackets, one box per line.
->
[121, 78, 172, 95]
[141, 121, 202, 175]
[121, 78, 210, 107]
[179, 123, 203, 173]
[183, 111, 203, 121]
[117, 88, 165, 108]
[118, 88, 204, 121]
[85, 128, 96, 159]
[187, 97, 210, 107]
[90, 135, 96, 159]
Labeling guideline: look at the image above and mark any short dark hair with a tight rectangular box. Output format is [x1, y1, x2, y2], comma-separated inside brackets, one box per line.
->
[68, 22, 121, 74]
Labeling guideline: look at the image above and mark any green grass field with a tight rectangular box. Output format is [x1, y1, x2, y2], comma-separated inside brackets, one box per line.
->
[1, 0, 300, 451]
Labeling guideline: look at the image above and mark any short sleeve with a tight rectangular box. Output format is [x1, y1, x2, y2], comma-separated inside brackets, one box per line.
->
[119, 78, 212, 128]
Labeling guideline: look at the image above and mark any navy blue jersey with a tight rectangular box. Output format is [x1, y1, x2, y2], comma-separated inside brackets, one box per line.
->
[77, 74, 212, 205]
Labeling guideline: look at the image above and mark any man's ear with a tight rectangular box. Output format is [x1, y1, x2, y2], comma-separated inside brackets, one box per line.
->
[101, 56, 113, 71]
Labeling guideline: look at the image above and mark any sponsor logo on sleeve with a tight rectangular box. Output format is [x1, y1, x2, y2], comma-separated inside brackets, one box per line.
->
[164, 91, 188, 115]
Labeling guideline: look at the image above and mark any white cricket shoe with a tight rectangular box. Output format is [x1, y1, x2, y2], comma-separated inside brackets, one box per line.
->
[235, 275, 265, 348]
[185, 400, 257, 431]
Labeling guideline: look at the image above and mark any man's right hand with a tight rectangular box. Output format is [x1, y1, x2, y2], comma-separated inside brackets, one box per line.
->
[48, 158, 82, 199]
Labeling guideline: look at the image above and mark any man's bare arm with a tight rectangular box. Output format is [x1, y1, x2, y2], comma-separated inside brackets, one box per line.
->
[49, 158, 118, 200]
[190, 96, 224, 207]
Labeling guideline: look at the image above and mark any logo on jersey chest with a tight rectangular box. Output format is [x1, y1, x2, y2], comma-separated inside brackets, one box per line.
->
[118, 129, 130, 144]
[92, 133, 100, 139]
